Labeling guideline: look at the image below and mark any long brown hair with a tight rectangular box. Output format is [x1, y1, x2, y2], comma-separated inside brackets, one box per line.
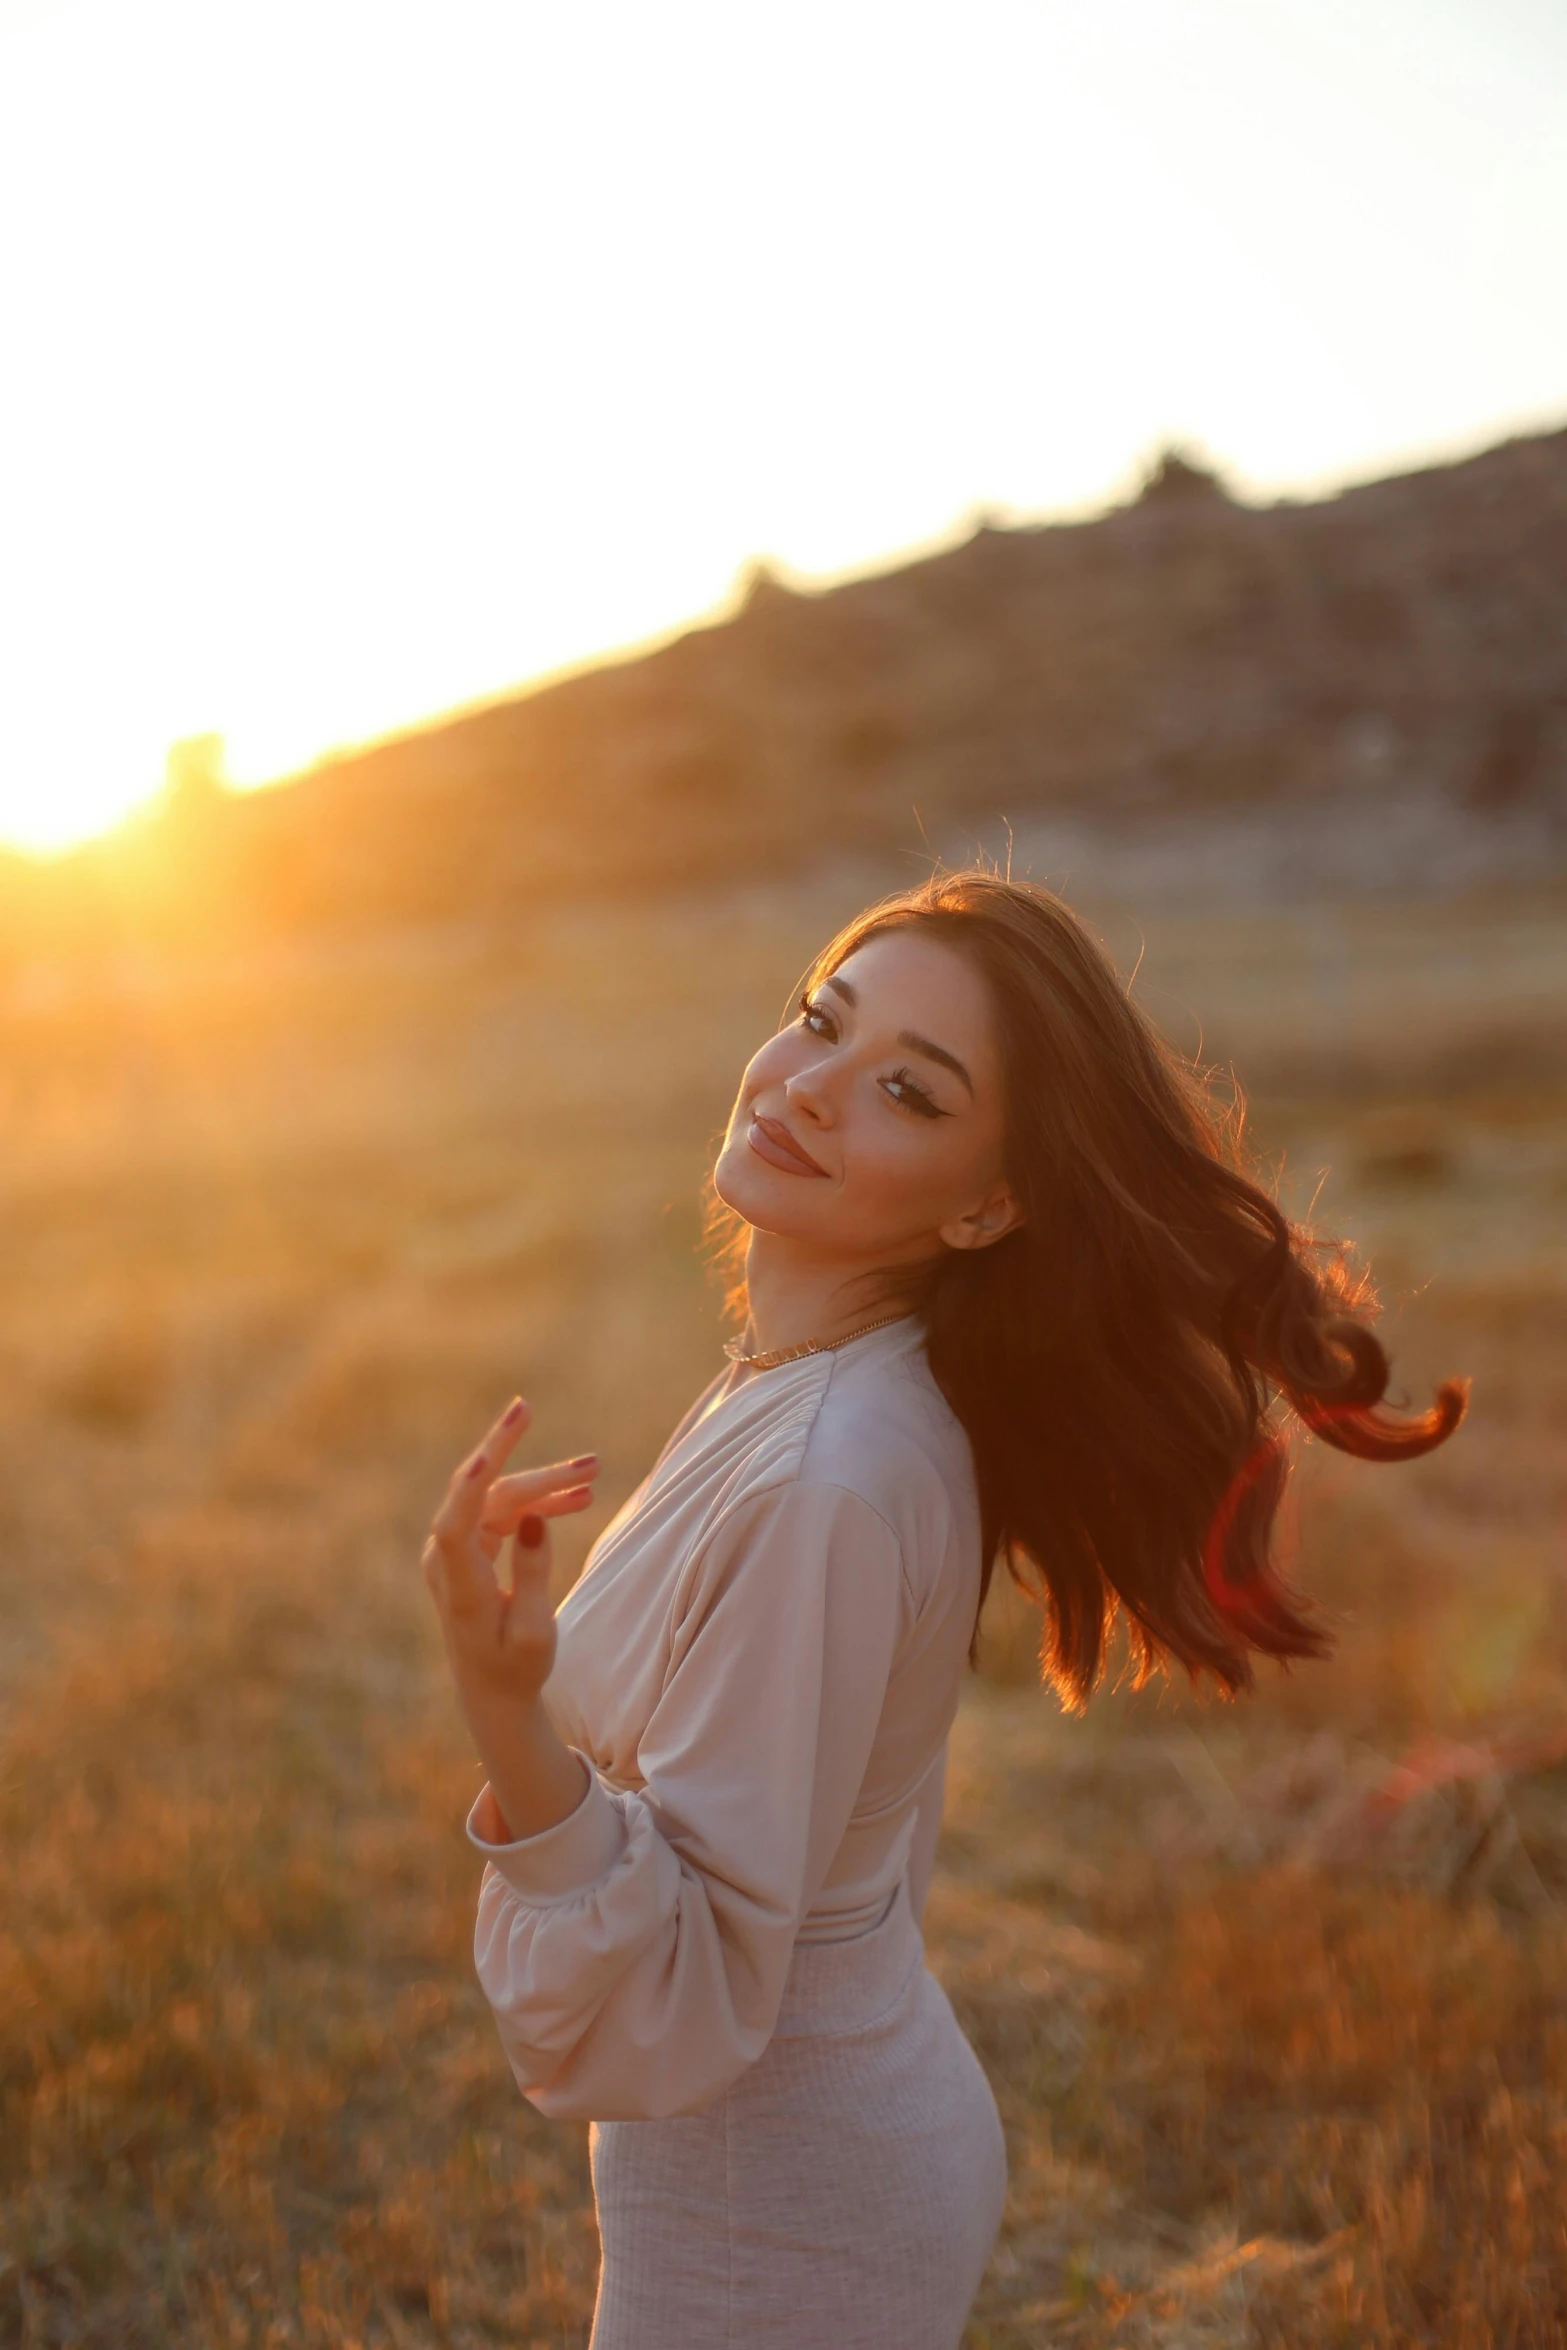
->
[711, 870, 1465, 1711]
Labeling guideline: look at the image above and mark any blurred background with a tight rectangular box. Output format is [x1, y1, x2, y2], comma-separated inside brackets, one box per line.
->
[1, 3, 1565, 2344]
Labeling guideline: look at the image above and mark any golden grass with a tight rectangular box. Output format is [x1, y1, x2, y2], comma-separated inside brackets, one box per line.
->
[1, 869, 1564, 2346]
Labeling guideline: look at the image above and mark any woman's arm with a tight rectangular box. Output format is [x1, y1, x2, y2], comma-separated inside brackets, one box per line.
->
[462, 1691, 587, 1846]
[466, 1475, 909, 2121]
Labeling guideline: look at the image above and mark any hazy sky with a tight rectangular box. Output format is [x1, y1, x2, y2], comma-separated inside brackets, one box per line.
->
[1, 0, 1564, 851]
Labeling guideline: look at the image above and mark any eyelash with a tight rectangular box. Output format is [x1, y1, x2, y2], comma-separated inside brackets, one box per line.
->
[797, 994, 947, 1120]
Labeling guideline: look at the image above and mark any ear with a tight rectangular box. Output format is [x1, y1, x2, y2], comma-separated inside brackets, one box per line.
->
[938, 1183, 1026, 1253]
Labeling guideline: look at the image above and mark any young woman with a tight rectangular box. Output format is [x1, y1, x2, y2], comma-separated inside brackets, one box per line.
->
[421, 870, 1464, 2350]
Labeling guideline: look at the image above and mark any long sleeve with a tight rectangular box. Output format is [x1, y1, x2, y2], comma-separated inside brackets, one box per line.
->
[467, 1478, 908, 2121]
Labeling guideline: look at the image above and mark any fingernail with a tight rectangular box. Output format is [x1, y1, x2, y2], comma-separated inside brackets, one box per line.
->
[503, 1398, 526, 1426]
[466, 1453, 489, 1480]
[517, 1513, 546, 1548]
[568, 1453, 598, 1469]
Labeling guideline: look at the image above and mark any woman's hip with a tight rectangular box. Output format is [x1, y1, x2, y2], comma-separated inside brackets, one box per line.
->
[587, 1886, 1007, 2349]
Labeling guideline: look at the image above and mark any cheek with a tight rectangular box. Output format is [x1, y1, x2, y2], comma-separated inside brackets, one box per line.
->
[841, 1116, 971, 1221]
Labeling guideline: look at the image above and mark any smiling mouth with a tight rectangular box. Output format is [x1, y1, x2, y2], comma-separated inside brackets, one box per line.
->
[747, 1114, 829, 1177]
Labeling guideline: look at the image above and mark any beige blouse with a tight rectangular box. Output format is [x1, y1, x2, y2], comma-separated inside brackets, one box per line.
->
[464, 1313, 983, 2122]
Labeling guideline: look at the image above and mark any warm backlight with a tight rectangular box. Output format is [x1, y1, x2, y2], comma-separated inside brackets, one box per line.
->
[1, 0, 1563, 856]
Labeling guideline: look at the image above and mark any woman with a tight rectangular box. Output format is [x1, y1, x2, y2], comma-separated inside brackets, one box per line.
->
[421, 870, 1464, 2349]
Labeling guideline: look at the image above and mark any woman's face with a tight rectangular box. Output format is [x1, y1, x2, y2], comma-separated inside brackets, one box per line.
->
[712, 927, 1023, 1265]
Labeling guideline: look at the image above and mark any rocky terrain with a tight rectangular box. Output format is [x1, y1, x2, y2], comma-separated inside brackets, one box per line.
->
[4, 424, 1565, 951]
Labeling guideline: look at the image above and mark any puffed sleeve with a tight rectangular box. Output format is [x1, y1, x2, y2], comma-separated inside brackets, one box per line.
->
[466, 1478, 907, 2121]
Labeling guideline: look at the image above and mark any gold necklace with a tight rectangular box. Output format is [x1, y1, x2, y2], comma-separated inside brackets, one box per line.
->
[723, 1310, 914, 1373]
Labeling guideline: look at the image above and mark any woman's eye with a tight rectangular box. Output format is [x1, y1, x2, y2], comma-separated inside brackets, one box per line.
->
[796, 1001, 946, 1120]
[882, 1068, 944, 1120]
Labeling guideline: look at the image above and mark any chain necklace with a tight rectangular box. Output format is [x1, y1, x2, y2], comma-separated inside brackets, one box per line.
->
[723, 1310, 914, 1373]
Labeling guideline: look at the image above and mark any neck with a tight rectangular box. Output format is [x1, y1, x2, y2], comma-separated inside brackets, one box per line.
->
[739, 1229, 927, 1356]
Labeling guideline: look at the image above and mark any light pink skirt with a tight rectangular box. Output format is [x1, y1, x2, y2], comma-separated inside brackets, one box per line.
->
[586, 1877, 1007, 2350]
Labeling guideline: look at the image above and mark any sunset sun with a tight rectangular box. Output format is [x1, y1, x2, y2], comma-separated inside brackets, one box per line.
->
[2, 0, 1563, 857]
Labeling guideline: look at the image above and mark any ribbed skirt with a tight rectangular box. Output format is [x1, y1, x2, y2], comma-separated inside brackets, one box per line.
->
[585, 1878, 1007, 2350]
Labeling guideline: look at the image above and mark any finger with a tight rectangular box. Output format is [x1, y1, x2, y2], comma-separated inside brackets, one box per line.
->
[500, 1515, 560, 1661]
[453, 1393, 534, 1492]
[443, 1395, 533, 1495]
[430, 1403, 528, 1616]
[437, 1396, 531, 1549]
[508, 1510, 553, 1583]
[475, 1476, 595, 1572]
[480, 1456, 599, 1528]
[488, 1483, 596, 1542]
[507, 1481, 595, 1531]
[543, 1481, 596, 1516]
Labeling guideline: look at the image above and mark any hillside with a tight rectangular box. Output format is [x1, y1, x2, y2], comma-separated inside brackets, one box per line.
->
[3, 436, 1566, 2345]
[6, 424, 1566, 948]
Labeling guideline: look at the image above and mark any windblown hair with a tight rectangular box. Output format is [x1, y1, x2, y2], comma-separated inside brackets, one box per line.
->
[709, 869, 1466, 1711]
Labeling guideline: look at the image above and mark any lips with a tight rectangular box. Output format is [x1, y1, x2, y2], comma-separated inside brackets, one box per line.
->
[747, 1114, 829, 1177]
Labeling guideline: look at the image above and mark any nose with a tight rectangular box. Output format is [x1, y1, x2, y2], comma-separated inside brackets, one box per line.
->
[784, 1054, 837, 1129]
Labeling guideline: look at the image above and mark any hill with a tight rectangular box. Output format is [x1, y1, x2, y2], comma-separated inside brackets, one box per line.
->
[6, 424, 1566, 948]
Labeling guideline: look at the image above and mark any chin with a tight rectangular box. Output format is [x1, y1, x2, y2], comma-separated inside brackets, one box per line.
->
[712, 1135, 818, 1239]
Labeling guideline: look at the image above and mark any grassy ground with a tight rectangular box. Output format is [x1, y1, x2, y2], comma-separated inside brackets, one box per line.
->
[1, 867, 1563, 2346]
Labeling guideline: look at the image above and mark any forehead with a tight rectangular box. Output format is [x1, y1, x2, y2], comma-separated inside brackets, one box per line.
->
[827, 929, 1001, 1066]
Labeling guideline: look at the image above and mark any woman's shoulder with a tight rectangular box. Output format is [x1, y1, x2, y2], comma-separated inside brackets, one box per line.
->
[642, 1324, 976, 1589]
[790, 1326, 978, 1577]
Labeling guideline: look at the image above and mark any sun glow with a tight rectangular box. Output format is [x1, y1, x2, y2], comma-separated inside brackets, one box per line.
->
[1, 0, 1564, 856]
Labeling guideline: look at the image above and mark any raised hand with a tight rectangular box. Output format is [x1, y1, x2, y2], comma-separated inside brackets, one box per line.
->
[422, 1396, 599, 1707]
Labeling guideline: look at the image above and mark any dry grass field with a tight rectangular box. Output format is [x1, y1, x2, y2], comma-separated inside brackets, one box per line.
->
[2, 863, 1564, 2347]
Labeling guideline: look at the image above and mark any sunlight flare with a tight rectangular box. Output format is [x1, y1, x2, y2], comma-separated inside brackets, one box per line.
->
[1, 0, 1563, 852]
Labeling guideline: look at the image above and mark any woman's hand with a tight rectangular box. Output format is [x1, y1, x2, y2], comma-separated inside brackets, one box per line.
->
[422, 1396, 599, 1707]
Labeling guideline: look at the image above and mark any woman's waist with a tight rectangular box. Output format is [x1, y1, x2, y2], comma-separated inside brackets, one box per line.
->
[772, 1875, 924, 2039]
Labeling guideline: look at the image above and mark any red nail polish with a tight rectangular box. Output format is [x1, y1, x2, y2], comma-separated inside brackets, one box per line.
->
[569, 1453, 598, 1469]
[503, 1399, 525, 1426]
[517, 1513, 546, 1548]
[466, 1453, 489, 1480]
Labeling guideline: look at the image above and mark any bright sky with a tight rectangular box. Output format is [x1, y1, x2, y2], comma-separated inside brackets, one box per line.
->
[1, 0, 1564, 853]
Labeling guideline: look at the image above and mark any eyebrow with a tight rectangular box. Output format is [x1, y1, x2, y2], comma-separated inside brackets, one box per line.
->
[822, 972, 975, 1098]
